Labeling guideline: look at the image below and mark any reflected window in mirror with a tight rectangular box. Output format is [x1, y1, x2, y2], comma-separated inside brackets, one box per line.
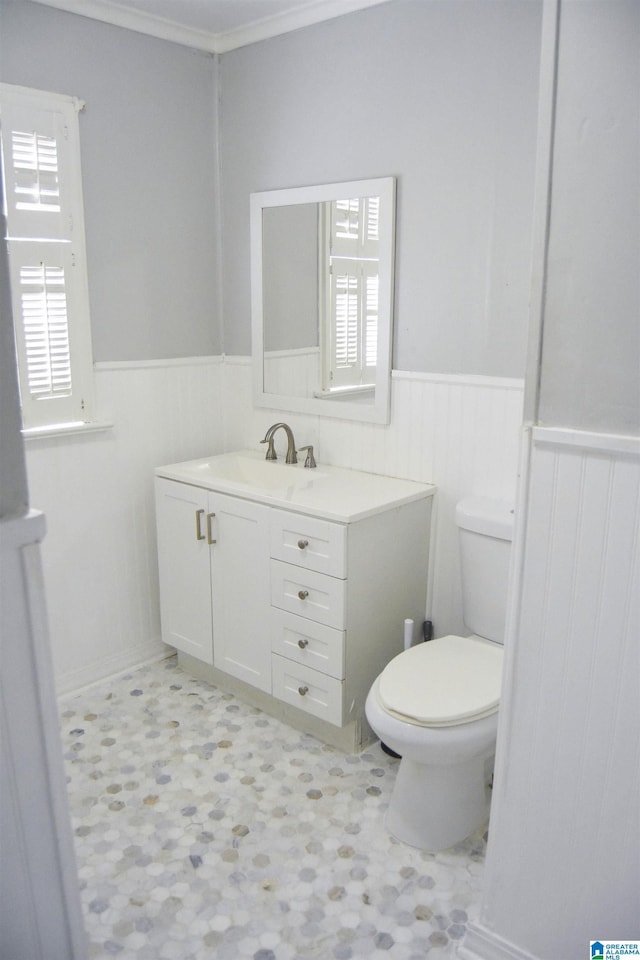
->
[321, 196, 380, 397]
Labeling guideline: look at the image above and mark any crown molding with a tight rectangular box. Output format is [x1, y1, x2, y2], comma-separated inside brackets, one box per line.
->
[29, 0, 391, 53]
[30, 0, 219, 51]
[213, 0, 391, 53]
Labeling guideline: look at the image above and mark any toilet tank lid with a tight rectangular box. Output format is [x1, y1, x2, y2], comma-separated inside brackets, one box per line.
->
[456, 497, 514, 541]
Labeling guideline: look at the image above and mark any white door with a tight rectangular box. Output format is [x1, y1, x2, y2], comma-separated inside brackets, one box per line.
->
[155, 477, 214, 664]
[210, 493, 271, 692]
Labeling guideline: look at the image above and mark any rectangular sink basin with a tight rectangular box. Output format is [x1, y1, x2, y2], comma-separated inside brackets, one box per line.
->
[156, 450, 435, 522]
[187, 454, 327, 491]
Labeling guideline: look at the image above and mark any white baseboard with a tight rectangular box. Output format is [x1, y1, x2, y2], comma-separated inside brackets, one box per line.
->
[458, 923, 539, 960]
[56, 638, 172, 699]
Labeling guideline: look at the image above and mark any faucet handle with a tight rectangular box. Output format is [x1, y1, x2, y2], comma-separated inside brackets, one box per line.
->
[260, 438, 277, 460]
[298, 445, 316, 469]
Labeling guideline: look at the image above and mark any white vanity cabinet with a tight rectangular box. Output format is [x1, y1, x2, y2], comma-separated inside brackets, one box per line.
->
[155, 451, 435, 751]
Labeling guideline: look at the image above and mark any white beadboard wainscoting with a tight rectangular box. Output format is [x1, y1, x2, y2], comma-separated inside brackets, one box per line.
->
[24, 357, 523, 695]
[461, 426, 640, 960]
[25, 358, 225, 694]
[263, 346, 320, 397]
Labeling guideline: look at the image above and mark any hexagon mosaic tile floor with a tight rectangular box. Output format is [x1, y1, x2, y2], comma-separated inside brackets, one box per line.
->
[60, 656, 487, 959]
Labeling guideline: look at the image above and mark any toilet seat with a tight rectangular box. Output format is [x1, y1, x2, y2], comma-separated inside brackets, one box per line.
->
[378, 635, 503, 727]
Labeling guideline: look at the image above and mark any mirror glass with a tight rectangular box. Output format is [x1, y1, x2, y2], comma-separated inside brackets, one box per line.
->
[251, 178, 395, 424]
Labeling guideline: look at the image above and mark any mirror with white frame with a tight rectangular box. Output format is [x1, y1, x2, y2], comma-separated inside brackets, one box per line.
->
[250, 177, 396, 424]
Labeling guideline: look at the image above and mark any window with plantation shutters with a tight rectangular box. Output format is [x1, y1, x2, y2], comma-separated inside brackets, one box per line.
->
[1, 83, 95, 431]
[322, 196, 380, 393]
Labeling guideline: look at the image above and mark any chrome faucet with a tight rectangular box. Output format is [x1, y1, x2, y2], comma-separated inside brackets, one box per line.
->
[298, 445, 317, 469]
[261, 422, 297, 464]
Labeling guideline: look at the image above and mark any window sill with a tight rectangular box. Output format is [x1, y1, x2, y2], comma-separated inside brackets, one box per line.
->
[21, 420, 114, 441]
[313, 385, 375, 399]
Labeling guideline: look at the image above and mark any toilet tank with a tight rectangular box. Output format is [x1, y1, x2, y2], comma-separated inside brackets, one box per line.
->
[455, 497, 514, 644]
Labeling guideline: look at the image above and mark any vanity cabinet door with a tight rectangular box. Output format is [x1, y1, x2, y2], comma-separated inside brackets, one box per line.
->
[210, 493, 271, 693]
[155, 480, 271, 691]
[155, 477, 213, 664]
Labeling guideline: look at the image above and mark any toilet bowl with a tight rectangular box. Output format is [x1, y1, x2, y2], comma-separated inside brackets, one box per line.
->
[365, 636, 501, 850]
[365, 497, 514, 852]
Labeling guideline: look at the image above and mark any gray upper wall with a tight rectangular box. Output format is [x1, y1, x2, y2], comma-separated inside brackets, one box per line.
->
[0, 0, 220, 361]
[220, 0, 543, 376]
[539, 0, 640, 435]
[0, 0, 542, 375]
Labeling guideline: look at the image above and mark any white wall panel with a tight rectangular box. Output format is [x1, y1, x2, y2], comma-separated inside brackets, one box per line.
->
[1, 512, 86, 959]
[471, 428, 640, 959]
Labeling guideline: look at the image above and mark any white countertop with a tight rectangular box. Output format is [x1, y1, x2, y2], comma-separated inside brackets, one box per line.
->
[156, 449, 436, 522]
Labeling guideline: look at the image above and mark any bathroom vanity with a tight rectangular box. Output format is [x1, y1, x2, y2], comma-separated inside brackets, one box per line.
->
[154, 450, 435, 750]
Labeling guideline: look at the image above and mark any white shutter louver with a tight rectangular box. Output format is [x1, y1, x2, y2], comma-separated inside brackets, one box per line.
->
[334, 198, 361, 241]
[365, 273, 378, 368]
[2, 98, 69, 240]
[366, 196, 380, 242]
[20, 261, 72, 398]
[334, 273, 359, 369]
[11, 129, 61, 214]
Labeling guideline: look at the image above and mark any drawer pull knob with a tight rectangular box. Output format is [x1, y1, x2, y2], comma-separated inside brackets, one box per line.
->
[298, 590, 309, 600]
[297, 539, 309, 550]
[297, 638, 309, 649]
[298, 685, 309, 696]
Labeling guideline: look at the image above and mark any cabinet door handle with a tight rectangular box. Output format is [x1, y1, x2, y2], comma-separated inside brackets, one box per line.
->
[297, 539, 309, 550]
[195, 508, 206, 541]
[297, 590, 309, 600]
[297, 638, 309, 649]
[298, 685, 309, 697]
[206, 512, 216, 545]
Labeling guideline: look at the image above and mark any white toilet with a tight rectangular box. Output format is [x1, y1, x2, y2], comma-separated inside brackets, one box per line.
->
[365, 497, 514, 851]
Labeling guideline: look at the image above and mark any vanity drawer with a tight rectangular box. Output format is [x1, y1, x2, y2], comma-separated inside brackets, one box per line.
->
[271, 609, 345, 679]
[270, 559, 346, 629]
[272, 654, 343, 726]
[270, 509, 346, 578]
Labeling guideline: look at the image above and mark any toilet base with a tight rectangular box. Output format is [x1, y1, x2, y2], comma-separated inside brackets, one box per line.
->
[385, 755, 489, 851]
